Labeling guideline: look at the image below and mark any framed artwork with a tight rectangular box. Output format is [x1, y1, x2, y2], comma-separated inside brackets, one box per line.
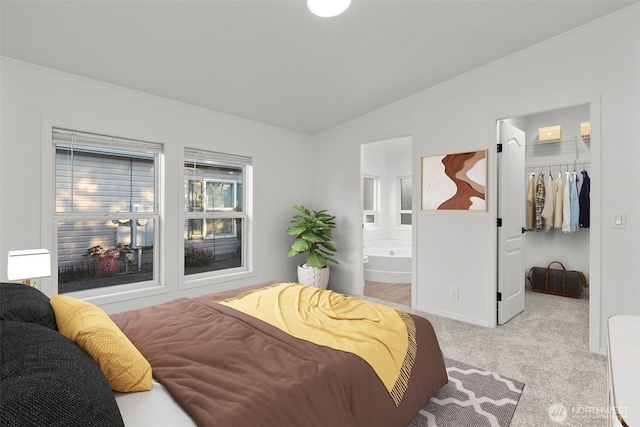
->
[421, 149, 487, 211]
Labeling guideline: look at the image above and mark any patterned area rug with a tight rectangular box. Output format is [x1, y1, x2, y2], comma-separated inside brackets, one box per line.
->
[408, 358, 525, 427]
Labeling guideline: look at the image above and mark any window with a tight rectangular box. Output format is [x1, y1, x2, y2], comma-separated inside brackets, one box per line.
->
[186, 180, 239, 240]
[184, 148, 251, 277]
[399, 176, 412, 226]
[363, 176, 378, 227]
[53, 128, 161, 294]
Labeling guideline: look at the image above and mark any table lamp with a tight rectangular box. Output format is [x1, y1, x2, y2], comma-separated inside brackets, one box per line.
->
[7, 249, 51, 289]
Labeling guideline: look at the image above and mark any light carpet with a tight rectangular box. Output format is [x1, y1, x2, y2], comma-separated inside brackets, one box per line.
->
[408, 358, 524, 427]
[361, 287, 607, 426]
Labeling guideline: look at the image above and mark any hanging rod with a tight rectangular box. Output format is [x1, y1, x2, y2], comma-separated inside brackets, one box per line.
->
[526, 159, 590, 172]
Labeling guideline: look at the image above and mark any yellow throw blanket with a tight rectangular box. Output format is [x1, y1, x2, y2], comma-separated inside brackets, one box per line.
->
[218, 283, 416, 406]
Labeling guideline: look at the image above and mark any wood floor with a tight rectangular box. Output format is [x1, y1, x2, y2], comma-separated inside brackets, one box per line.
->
[363, 281, 411, 306]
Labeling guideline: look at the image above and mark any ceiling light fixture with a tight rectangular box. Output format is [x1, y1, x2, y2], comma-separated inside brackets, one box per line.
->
[307, 0, 351, 18]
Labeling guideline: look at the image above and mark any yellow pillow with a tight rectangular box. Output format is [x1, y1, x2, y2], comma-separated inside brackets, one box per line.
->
[50, 295, 152, 392]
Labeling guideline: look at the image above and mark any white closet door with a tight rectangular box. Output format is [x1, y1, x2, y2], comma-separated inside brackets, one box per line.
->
[497, 121, 526, 325]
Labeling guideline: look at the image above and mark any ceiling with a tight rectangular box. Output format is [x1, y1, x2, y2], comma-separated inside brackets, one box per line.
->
[1, 1, 637, 135]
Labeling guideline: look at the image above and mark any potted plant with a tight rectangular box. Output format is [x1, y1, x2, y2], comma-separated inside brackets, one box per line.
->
[286, 205, 338, 288]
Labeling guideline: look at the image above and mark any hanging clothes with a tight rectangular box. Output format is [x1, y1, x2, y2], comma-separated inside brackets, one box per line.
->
[579, 170, 591, 228]
[527, 173, 536, 231]
[553, 171, 564, 229]
[570, 171, 580, 232]
[541, 172, 555, 232]
[562, 170, 572, 233]
[535, 172, 546, 232]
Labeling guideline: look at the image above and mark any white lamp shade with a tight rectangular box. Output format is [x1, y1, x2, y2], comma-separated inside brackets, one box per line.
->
[7, 249, 51, 281]
[308, 0, 351, 17]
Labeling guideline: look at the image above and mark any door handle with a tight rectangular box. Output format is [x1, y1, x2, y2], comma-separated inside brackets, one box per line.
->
[521, 227, 527, 234]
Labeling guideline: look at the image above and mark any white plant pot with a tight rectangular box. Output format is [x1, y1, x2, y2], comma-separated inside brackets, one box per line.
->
[297, 264, 330, 289]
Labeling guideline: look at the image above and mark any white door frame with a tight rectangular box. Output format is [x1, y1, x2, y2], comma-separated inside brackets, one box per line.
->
[490, 94, 602, 354]
[356, 132, 415, 305]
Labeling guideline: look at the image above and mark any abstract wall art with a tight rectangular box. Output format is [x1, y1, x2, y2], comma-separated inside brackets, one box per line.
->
[421, 150, 487, 211]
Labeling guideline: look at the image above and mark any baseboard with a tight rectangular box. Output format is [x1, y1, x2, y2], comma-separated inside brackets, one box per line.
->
[414, 304, 492, 328]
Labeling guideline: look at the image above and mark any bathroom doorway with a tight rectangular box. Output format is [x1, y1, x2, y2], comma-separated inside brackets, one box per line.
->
[360, 136, 413, 306]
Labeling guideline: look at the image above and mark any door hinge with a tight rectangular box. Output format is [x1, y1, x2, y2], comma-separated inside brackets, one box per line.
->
[497, 143, 503, 153]
[497, 218, 502, 227]
[497, 292, 502, 302]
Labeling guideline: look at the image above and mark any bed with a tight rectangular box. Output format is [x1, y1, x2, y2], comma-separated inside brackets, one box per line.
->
[1, 281, 447, 427]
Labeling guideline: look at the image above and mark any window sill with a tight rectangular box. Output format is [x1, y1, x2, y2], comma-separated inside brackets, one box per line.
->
[181, 269, 257, 291]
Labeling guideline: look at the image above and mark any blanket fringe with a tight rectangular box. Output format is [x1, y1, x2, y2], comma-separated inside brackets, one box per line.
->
[390, 310, 417, 407]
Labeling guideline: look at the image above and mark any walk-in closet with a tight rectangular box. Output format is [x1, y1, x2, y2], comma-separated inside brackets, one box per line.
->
[520, 104, 591, 297]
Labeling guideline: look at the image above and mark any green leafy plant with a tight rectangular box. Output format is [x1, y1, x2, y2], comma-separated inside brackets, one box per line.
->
[286, 205, 338, 268]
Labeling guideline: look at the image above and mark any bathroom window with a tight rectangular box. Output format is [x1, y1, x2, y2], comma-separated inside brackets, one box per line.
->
[363, 176, 379, 227]
[398, 176, 412, 226]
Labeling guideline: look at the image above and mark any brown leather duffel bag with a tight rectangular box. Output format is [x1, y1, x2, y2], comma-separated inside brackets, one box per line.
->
[527, 261, 588, 298]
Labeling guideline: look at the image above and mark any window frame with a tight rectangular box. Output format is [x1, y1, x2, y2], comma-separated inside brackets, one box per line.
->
[397, 175, 412, 229]
[41, 123, 166, 304]
[363, 175, 380, 229]
[186, 178, 239, 239]
[181, 147, 254, 289]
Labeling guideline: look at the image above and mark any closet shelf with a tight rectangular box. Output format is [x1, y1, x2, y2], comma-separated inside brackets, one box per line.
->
[527, 134, 590, 162]
[536, 135, 590, 145]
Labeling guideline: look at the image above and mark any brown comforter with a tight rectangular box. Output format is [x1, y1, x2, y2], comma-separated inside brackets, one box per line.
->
[110, 283, 447, 427]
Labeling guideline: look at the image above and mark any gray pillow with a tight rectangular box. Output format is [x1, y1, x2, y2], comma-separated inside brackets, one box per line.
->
[0, 321, 125, 427]
[0, 282, 57, 330]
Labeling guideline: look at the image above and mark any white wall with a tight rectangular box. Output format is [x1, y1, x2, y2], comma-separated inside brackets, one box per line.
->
[0, 59, 314, 313]
[312, 5, 640, 352]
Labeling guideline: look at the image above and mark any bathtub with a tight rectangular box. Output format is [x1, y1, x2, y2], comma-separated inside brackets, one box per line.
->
[363, 239, 411, 283]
